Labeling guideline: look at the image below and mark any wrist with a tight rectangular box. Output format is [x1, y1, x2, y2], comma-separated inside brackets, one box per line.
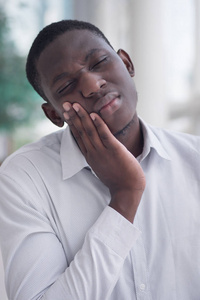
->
[109, 189, 143, 223]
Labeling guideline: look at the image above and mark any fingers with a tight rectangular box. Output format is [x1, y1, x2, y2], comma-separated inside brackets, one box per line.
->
[73, 104, 102, 147]
[63, 102, 121, 153]
[63, 102, 103, 152]
[90, 113, 121, 149]
[63, 103, 87, 155]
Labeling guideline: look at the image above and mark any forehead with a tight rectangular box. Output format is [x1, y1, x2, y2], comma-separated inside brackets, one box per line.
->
[41, 29, 113, 62]
[62, 29, 111, 51]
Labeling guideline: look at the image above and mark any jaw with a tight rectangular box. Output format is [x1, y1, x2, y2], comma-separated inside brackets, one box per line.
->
[114, 117, 136, 138]
[105, 104, 137, 136]
[112, 113, 143, 157]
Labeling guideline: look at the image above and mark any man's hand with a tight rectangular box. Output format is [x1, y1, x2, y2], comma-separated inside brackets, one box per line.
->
[63, 102, 145, 222]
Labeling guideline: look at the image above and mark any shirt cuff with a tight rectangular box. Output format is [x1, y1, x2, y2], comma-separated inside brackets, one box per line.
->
[88, 206, 141, 259]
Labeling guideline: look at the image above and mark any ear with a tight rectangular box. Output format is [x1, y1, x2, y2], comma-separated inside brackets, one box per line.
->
[117, 49, 135, 77]
[41, 103, 64, 127]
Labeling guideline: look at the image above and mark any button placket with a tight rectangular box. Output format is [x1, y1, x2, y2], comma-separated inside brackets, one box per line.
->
[131, 216, 151, 300]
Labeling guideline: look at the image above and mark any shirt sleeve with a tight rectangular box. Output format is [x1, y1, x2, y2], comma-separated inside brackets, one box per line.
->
[0, 171, 140, 300]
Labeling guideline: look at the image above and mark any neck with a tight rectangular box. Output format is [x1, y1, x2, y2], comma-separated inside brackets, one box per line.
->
[114, 115, 143, 157]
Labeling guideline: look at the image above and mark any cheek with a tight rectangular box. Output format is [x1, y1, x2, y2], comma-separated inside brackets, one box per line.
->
[111, 64, 135, 94]
[120, 80, 138, 120]
[63, 94, 94, 114]
[51, 94, 94, 117]
[123, 74, 137, 100]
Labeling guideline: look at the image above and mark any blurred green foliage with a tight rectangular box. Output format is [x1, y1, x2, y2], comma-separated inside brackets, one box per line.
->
[0, 8, 43, 132]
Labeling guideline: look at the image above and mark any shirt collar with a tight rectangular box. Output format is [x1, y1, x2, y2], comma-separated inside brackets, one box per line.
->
[138, 118, 171, 162]
[60, 126, 89, 180]
[60, 119, 171, 180]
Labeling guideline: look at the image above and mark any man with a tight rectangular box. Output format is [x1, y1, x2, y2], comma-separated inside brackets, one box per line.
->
[0, 20, 200, 300]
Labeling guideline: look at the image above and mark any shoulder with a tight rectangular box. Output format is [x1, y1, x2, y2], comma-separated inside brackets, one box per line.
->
[150, 124, 200, 148]
[0, 129, 65, 174]
[148, 124, 200, 163]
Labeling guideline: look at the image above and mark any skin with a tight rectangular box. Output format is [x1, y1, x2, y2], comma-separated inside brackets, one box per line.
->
[36, 29, 146, 222]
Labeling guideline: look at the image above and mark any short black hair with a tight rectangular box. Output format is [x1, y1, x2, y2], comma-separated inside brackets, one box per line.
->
[26, 19, 113, 101]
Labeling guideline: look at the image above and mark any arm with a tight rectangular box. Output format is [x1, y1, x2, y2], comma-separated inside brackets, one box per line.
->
[63, 102, 146, 223]
[0, 173, 140, 300]
[0, 103, 145, 300]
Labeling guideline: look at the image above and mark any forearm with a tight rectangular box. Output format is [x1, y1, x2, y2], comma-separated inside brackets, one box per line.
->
[0, 172, 140, 300]
[37, 208, 140, 300]
[41, 207, 139, 299]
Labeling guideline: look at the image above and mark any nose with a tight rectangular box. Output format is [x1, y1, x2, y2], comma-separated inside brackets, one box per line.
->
[79, 72, 106, 98]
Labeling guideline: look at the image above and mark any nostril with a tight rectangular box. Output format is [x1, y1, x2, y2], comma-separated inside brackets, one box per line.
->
[81, 90, 94, 98]
[80, 75, 106, 98]
[100, 80, 106, 89]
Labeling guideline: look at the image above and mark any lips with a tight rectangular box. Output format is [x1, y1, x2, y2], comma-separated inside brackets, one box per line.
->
[93, 92, 120, 113]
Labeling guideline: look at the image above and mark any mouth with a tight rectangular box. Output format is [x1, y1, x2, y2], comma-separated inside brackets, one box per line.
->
[93, 92, 120, 115]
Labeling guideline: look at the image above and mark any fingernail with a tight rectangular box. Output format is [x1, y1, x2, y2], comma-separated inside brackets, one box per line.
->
[63, 102, 71, 111]
[63, 112, 69, 120]
[73, 104, 79, 112]
[90, 113, 96, 121]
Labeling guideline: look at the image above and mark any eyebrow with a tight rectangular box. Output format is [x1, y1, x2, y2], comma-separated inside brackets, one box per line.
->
[84, 48, 102, 61]
[52, 48, 102, 86]
[52, 72, 70, 86]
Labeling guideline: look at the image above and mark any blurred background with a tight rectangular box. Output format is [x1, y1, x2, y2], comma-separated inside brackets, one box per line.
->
[0, 0, 199, 299]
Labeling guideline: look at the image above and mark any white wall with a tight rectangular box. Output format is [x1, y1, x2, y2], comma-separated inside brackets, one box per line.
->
[129, 0, 168, 127]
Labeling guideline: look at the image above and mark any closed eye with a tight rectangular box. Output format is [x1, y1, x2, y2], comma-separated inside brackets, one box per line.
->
[91, 57, 108, 70]
[58, 81, 74, 94]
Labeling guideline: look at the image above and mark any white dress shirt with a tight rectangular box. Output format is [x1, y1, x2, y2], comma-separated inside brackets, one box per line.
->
[0, 119, 200, 300]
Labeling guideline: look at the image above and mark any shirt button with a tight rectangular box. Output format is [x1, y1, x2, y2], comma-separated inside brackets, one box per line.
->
[140, 283, 146, 291]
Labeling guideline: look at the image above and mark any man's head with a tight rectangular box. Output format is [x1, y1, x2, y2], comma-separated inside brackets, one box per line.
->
[26, 20, 113, 101]
[26, 19, 138, 134]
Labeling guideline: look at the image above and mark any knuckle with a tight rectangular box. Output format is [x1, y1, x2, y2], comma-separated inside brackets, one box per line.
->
[94, 120, 102, 129]
[78, 111, 86, 119]
[86, 128, 94, 137]
[77, 129, 84, 137]
[69, 113, 77, 121]
[99, 132, 109, 140]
